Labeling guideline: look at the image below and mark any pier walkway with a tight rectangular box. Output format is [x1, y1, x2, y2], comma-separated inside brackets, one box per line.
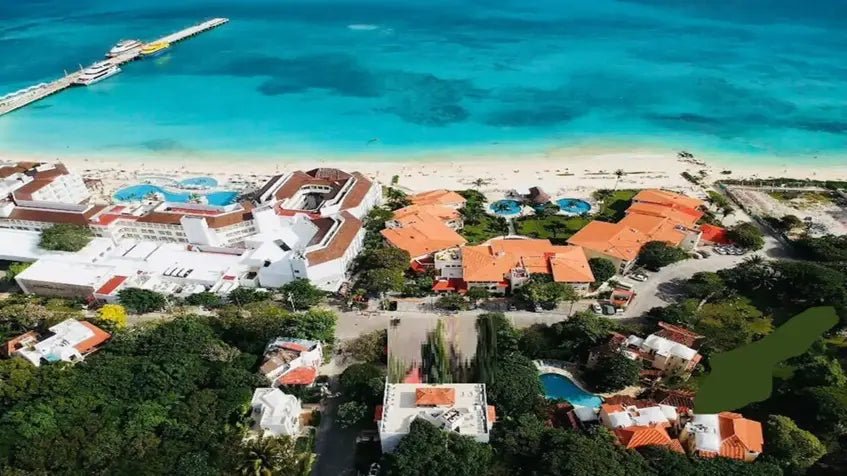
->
[0, 18, 228, 117]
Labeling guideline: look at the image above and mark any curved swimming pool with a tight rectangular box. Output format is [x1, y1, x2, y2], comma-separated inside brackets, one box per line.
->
[490, 199, 522, 216]
[540, 373, 602, 408]
[113, 184, 237, 206]
[556, 198, 591, 215]
[179, 176, 218, 188]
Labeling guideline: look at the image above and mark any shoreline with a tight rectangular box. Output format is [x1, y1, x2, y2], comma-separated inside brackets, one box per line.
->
[3, 145, 847, 198]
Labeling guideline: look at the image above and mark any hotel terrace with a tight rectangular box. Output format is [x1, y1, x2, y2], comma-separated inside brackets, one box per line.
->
[433, 237, 595, 295]
[567, 189, 706, 274]
[376, 383, 496, 453]
[0, 162, 381, 298]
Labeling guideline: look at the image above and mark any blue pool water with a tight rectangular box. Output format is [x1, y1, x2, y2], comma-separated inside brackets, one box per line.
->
[2, 1, 847, 166]
[490, 199, 522, 216]
[113, 184, 238, 205]
[179, 176, 218, 188]
[540, 373, 602, 408]
[556, 198, 592, 215]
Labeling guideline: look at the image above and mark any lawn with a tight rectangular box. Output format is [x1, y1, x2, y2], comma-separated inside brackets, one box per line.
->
[768, 190, 835, 208]
[515, 215, 591, 244]
[462, 215, 509, 245]
[594, 189, 638, 222]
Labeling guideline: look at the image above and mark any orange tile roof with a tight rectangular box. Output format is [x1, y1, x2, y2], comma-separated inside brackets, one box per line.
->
[2, 331, 39, 358]
[415, 387, 456, 406]
[601, 403, 625, 414]
[277, 366, 318, 385]
[381, 214, 466, 258]
[619, 213, 687, 246]
[700, 224, 730, 244]
[306, 211, 363, 265]
[633, 189, 705, 211]
[74, 321, 111, 354]
[409, 189, 466, 207]
[718, 412, 764, 457]
[462, 238, 593, 283]
[549, 247, 595, 283]
[393, 204, 461, 225]
[567, 221, 649, 262]
[487, 405, 497, 423]
[614, 426, 676, 450]
[626, 201, 702, 227]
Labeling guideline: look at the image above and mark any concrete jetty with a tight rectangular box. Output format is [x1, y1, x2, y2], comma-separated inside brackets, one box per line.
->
[0, 18, 229, 117]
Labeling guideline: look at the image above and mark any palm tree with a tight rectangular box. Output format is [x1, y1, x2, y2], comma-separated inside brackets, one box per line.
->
[472, 178, 490, 188]
[236, 435, 312, 476]
[743, 254, 765, 266]
[613, 169, 625, 191]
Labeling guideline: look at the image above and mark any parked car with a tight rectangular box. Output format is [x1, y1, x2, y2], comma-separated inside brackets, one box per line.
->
[602, 304, 616, 315]
[591, 303, 603, 313]
[714, 246, 727, 255]
[630, 273, 648, 282]
[698, 249, 711, 258]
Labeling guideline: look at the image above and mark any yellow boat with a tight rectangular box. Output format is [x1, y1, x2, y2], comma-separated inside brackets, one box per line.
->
[140, 42, 170, 57]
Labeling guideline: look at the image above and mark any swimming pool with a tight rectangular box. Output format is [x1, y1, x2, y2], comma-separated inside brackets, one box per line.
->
[540, 373, 602, 408]
[490, 199, 522, 216]
[113, 184, 238, 206]
[556, 198, 592, 215]
[179, 176, 218, 188]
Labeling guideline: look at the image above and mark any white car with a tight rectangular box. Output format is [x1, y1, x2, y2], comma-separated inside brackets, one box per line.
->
[591, 303, 603, 313]
[631, 273, 648, 282]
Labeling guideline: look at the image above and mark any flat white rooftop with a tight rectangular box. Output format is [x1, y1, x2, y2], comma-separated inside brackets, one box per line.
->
[379, 383, 491, 437]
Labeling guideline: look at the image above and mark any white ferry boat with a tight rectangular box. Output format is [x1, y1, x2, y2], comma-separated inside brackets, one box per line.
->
[107, 39, 142, 57]
[74, 61, 121, 86]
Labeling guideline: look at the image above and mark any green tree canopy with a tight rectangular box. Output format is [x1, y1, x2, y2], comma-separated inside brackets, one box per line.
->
[435, 293, 469, 311]
[637, 241, 688, 271]
[693, 297, 773, 352]
[513, 275, 578, 309]
[336, 401, 368, 429]
[358, 268, 406, 295]
[278, 279, 325, 311]
[585, 353, 641, 392]
[38, 224, 93, 252]
[765, 414, 826, 474]
[345, 329, 387, 363]
[184, 291, 223, 308]
[3, 262, 31, 283]
[235, 434, 313, 476]
[727, 222, 765, 250]
[383, 419, 492, 476]
[339, 363, 385, 405]
[645, 299, 699, 328]
[117, 287, 167, 314]
[357, 247, 411, 272]
[227, 287, 270, 306]
[682, 272, 727, 301]
[588, 257, 616, 284]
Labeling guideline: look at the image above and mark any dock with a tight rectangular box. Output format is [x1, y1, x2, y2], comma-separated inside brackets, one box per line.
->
[0, 18, 229, 117]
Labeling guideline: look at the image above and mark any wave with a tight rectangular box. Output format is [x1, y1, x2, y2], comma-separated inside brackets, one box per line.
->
[347, 24, 379, 31]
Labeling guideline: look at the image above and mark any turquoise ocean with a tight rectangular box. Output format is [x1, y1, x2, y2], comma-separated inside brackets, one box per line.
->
[1, 0, 846, 165]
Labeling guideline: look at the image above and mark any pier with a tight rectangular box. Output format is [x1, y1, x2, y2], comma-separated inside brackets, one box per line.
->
[0, 18, 229, 117]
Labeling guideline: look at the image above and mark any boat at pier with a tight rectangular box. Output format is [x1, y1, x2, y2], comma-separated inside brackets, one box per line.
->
[140, 41, 170, 57]
[75, 61, 121, 86]
[107, 39, 142, 57]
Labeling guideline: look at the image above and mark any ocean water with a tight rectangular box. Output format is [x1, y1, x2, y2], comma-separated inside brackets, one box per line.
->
[1, 0, 846, 164]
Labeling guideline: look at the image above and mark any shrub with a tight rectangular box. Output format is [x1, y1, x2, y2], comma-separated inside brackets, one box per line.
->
[117, 288, 167, 314]
[38, 224, 93, 252]
[97, 304, 128, 328]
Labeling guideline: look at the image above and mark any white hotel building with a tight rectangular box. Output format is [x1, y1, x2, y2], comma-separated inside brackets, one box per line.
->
[0, 162, 381, 297]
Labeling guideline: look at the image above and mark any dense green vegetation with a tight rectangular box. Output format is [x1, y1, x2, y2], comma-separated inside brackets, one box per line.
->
[383, 419, 492, 476]
[458, 190, 509, 244]
[118, 288, 168, 314]
[584, 353, 641, 392]
[38, 223, 93, 252]
[727, 222, 766, 250]
[512, 274, 579, 310]
[588, 257, 616, 285]
[637, 241, 688, 271]
[593, 189, 638, 222]
[0, 315, 326, 474]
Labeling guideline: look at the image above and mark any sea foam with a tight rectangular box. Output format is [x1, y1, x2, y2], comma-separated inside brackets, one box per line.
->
[347, 24, 379, 31]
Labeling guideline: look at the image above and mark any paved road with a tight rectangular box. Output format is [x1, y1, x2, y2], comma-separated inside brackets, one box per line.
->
[622, 233, 789, 319]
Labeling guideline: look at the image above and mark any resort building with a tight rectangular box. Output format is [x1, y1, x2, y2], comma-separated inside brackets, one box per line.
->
[376, 383, 496, 453]
[408, 189, 466, 209]
[568, 189, 705, 274]
[598, 399, 685, 453]
[381, 206, 467, 264]
[250, 387, 303, 437]
[588, 322, 703, 381]
[433, 238, 594, 295]
[1, 162, 380, 295]
[3, 319, 110, 366]
[259, 338, 323, 387]
[679, 412, 764, 462]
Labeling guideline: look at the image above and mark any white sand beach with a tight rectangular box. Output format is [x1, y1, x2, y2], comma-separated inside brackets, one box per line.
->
[4, 146, 847, 201]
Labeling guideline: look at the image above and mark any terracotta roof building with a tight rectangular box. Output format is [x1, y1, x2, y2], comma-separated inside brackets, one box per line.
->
[381, 211, 467, 260]
[568, 189, 705, 274]
[681, 412, 764, 462]
[259, 338, 323, 387]
[378, 383, 495, 453]
[408, 189, 466, 209]
[439, 238, 594, 295]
